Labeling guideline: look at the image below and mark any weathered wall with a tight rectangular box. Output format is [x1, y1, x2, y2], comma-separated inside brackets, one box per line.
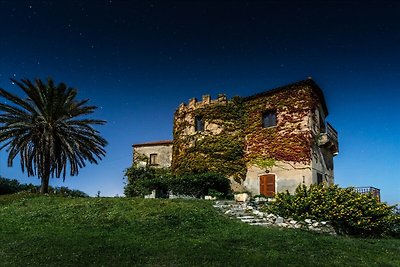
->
[310, 105, 336, 185]
[245, 162, 313, 195]
[243, 84, 317, 164]
[133, 144, 173, 168]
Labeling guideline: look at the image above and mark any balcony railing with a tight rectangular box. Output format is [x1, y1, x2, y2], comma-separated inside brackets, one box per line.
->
[353, 187, 381, 202]
[317, 122, 339, 155]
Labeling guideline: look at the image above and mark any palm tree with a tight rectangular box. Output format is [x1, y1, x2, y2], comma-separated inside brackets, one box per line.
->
[0, 78, 107, 193]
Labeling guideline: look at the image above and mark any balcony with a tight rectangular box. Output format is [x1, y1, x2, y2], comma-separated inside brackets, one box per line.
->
[317, 122, 339, 155]
[352, 187, 381, 202]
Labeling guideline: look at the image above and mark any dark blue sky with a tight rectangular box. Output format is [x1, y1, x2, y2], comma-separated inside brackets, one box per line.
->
[0, 1, 399, 203]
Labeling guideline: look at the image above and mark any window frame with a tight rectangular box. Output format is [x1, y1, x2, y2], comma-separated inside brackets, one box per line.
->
[195, 116, 205, 132]
[317, 173, 323, 185]
[262, 110, 277, 128]
[149, 153, 158, 166]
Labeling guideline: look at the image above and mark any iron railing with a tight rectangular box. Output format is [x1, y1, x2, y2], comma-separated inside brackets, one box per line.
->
[353, 186, 381, 201]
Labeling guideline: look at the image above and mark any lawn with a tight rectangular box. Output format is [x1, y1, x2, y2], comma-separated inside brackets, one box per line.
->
[0, 194, 399, 266]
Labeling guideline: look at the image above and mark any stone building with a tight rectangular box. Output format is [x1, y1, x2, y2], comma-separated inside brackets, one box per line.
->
[132, 78, 338, 196]
[132, 140, 173, 168]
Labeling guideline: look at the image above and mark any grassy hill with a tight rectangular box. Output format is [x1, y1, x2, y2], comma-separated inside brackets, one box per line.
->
[0, 194, 399, 266]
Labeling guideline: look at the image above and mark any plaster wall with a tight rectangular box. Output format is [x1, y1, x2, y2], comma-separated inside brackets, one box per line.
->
[310, 105, 335, 185]
[244, 162, 312, 195]
[133, 144, 173, 168]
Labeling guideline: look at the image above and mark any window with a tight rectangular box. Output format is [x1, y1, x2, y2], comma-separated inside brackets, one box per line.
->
[319, 113, 326, 132]
[195, 116, 204, 132]
[149, 154, 158, 165]
[317, 173, 323, 185]
[262, 111, 276, 128]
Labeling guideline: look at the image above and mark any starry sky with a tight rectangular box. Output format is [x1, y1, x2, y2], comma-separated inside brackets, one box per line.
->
[0, 0, 399, 203]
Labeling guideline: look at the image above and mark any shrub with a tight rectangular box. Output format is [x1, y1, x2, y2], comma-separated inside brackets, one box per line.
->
[124, 166, 231, 199]
[0, 177, 88, 197]
[170, 172, 231, 198]
[265, 184, 399, 237]
[124, 166, 172, 197]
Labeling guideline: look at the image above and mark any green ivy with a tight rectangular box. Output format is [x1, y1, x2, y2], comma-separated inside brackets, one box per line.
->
[172, 83, 322, 183]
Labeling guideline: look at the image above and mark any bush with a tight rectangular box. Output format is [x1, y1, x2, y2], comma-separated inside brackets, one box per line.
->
[265, 184, 399, 237]
[124, 166, 172, 197]
[0, 177, 88, 197]
[124, 166, 231, 199]
[170, 173, 231, 198]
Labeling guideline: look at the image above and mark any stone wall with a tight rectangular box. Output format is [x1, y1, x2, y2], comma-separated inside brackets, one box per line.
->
[133, 142, 173, 168]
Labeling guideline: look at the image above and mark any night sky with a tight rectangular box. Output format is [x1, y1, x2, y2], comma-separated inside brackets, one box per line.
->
[0, 1, 399, 203]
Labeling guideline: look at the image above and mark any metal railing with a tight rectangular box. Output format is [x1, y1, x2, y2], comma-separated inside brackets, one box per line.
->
[353, 186, 381, 201]
[326, 122, 338, 144]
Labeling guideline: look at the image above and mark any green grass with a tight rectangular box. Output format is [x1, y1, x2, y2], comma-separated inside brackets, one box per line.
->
[0, 194, 399, 266]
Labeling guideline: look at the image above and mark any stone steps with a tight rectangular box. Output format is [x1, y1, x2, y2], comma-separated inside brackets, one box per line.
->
[213, 200, 336, 235]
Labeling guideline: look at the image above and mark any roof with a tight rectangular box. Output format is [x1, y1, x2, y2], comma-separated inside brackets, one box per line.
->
[132, 140, 173, 147]
[243, 78, 329, 116]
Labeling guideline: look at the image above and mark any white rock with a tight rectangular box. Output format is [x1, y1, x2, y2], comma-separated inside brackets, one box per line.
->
[234, 193, 250, 202]
[224, 210, 232, 214]
[275, 216, 284, 224]
[289, 220, 297, 225]
[253, 210, 261, 216]
[312, 222, 319, 227]
[305, 219, 312, 224]
[321, 221, 327, 225]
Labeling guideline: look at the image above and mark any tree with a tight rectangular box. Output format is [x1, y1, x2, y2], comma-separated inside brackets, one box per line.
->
[0, 78, 107, 193]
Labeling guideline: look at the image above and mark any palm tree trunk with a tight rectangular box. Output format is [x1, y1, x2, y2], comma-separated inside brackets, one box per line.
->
[40, 173, 50, 194]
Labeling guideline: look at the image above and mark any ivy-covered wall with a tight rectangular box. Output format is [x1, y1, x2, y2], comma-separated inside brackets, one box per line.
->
[244, 84, 319, 165]
[172, 97, 246, 182]
[171, 79, 333, 187]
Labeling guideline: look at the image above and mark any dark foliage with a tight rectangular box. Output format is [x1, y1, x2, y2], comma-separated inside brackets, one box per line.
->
[0, 177, 88, 197]
[124, 166, 231, 199]
[170, 172, 231, 198]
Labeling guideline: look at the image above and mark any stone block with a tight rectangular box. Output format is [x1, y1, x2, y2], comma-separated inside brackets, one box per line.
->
[234, 193, 250, 202]
[275, 216, 284, 224]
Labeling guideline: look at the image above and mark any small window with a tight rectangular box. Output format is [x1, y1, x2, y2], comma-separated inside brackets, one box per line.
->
[149, 154, 158, 165]
[317, 173, 323, 185]
[262, 111, 276, 128]
[195, 116, 204, 132]
[319, 113, 326, 132]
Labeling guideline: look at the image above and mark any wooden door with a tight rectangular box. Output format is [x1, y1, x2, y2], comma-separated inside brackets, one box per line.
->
[260, 174, 275, 197]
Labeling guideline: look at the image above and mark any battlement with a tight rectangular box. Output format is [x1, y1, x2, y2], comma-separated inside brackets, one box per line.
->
[177, 93, 228, 112]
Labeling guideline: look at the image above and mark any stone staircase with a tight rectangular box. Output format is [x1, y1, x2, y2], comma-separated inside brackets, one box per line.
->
[213, 200, 336, 234]
[213, 201, 271, 227]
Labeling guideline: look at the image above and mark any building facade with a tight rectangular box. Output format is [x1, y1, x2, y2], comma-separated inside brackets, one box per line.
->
[133, 78, 338, 196]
